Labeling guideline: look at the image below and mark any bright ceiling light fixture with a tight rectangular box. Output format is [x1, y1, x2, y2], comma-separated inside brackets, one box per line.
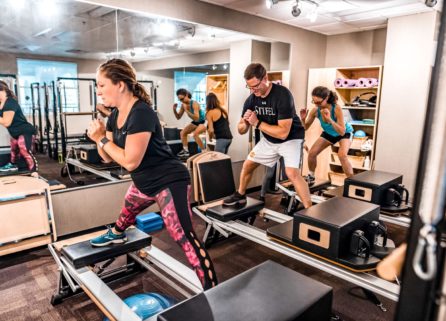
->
[266, 0, 280, 9]
[158, 20, 176, 37]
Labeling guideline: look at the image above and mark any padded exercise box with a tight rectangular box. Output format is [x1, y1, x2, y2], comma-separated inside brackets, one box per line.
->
[343, 170, 402, 204]
[158, 260, 333, 321]
[292, 197, 380, 268]
[61, 228, 151, 269]
[79, 145, 101, 164]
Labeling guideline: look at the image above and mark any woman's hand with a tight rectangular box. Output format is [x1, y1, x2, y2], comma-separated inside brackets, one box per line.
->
[87, 119, 106, 143]
[299, 108, 308, 120]
[321, 108, 332, 123]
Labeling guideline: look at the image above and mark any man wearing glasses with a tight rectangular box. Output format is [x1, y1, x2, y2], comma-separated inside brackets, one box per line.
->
[223, 63, 311, 208]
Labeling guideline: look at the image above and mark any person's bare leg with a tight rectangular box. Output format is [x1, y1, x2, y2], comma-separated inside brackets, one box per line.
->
[238, 159, 260, 195]
[285, 167, 312, 208]
[338, 138, 354, 177]
[307, 137, 331, 173]
[193, 124, 206, 150]
[180, 123, 197, 149]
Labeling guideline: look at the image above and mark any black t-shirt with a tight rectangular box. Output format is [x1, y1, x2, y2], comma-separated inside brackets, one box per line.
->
[241, 83, 304, 143]
[0, 97, 36, 139]
[106, 100, 190, 196]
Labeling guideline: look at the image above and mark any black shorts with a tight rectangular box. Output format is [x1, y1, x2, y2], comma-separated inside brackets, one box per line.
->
[191, 120, 205, 126]
[320, 131, 352, 145]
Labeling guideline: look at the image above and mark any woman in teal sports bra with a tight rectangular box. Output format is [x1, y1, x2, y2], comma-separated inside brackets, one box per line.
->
[300, 86, 354, 183]
[173, 88, 206, 158]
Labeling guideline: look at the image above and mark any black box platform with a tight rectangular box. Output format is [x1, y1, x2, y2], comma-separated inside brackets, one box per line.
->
[343, 170, 402, 205]
[206, 197, 264, 222]
[79, 145, 101, 164]
[61, 228, 151, 269]
[158, 260, 332, 321]
[267, 220, 380, 272]
[267, 197, 382, 271]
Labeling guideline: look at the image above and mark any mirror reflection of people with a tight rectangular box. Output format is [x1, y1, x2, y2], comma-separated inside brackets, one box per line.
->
[173, 89, 206, 157]
[0, 80, 38, 173]
[223, 63, 311, 208]
[205, 93, 232, 154]
[300, 86, 354, 182]
[87, 59, 217, 290]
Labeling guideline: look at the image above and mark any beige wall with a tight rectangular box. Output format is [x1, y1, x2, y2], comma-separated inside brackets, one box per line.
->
[325, 28, 387, 67]
[375, 11, 438, 195]
[270, 42, 290, 71]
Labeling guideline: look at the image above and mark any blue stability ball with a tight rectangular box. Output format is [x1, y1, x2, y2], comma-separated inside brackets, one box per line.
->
[354, 130, 366, 138]
[104, 293, 176, 321]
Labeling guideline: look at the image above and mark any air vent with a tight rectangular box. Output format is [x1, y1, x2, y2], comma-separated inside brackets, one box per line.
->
[65, 49, 89, 54]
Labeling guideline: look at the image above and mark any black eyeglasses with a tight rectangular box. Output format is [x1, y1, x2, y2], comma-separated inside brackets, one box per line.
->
[312, 98, 325, 105]
[245, 79, 263, 91]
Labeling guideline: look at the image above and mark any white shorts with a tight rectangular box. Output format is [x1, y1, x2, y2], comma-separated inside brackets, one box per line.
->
[247, 137, 303, 169]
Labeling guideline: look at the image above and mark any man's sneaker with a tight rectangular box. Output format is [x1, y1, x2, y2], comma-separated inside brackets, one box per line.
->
[223, 191, 247, 207]
[305, 174, 315, 185]
[177, 149, 190, 158]
[90, 227, 127, 247]
[0, 163, 18, 173]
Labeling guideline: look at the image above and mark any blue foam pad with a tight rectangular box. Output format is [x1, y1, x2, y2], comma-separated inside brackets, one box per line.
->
[136, 212, 162, 225]
[137, 222, 164, 233]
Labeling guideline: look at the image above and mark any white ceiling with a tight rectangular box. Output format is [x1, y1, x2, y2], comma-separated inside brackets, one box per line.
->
[0, 0, 256, 61]
[199, 0, 443, 35]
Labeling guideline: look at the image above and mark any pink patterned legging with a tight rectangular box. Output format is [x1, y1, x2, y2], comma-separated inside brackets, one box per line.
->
[115, 182, 218, 290]
[10, 134, 37, 171]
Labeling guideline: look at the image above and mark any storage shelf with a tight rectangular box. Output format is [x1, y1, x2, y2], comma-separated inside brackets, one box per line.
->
[329, 161, 370, 171]
[350, 122, 375, 127]
[335, 87, 378, 90]
[342, 107, 377, 110]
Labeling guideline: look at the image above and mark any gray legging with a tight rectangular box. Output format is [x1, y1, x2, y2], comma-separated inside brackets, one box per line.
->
[215, 138, 232, 154]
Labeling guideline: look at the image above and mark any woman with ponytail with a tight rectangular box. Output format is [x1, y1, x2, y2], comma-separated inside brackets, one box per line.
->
[300, 86, 354, 183]
[0, 80, 37, 173]
[87, 59, 217, 290]
[205, 92, 232, 154]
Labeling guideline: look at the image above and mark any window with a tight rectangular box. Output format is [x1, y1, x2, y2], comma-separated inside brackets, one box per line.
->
[17, 59, 78, 114]
[174, 71, 206, 114]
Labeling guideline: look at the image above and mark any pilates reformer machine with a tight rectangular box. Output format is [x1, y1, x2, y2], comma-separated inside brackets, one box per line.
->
[47, 176, 334, 321]
[190, 152, 401, 305]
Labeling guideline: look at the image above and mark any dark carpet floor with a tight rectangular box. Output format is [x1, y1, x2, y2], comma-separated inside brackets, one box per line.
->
[0, 153, 407, 321]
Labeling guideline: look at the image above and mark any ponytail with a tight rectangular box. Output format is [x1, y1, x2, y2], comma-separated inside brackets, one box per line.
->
[0, 80, 17, 101]
[133, 83, 152, 107]
[327, 90, 338, 104]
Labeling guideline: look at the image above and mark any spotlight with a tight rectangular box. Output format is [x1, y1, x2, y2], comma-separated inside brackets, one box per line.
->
[292, 1, 301, 18]
[425, 0, 437, 7]
[212, 65, 217, 71]
[223, 64, 228, 70]
[130, 50, 136, 57]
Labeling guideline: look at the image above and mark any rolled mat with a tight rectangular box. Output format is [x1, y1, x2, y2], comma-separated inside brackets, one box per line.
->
[342, 78, 358, 87]
[357, 78, 369, 87]
[368, 78, 379, 87]
[334, 78, 344, 87]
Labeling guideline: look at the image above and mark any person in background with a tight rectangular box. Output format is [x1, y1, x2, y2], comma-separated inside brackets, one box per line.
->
[87, 59, 217, 290]
[173, 88, 206, 158]
[223, 63, 311, 208]
[300, 86, 354, 183]
[0, 80, 37, 173]
[205, 92, 232, 154]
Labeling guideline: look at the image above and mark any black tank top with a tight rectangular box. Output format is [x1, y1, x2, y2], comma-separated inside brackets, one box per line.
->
[213, 111, 232, 139]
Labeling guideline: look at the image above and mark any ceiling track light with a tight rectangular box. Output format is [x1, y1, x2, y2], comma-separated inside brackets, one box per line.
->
[265, 0, 281, 9]
[291, 0, 301, 17]
[425, 0, 437, 7]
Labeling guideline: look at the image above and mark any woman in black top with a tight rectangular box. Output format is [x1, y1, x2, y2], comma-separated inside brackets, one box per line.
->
[205, 93, 232, 154]
[87, 59, 217, 290]
[0, 80, 37, 173]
